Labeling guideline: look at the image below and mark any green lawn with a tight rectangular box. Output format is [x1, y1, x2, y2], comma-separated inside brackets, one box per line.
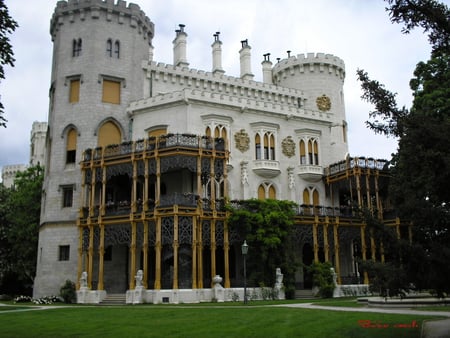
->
[0, 303, 441, 338]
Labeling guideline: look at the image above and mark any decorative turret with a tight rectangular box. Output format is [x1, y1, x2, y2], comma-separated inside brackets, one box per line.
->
[173, 24, 189, 67]
[239, 39, 254, 80]
[212, 32, 225, 74]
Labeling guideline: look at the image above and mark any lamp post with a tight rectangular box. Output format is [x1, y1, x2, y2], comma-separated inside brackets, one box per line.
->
[241, 240, 248, 304]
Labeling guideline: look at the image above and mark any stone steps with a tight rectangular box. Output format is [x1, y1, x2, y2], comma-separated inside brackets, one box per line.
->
[99, 293, 126, 305]
[295, 289, 315, 300]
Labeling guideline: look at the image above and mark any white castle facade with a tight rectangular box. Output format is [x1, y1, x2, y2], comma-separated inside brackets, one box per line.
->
[34, 0, 401, 303]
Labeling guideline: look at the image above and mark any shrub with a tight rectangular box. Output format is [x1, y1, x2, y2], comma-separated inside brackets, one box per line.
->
[60, 280, 76, 304]
[308, 262, 335, 298]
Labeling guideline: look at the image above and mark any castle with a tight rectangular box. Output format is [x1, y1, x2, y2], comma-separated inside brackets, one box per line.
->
[33, 0, 407, 303]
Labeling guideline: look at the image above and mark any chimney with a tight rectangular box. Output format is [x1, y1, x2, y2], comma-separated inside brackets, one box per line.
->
[212, 32, 225, 74]
[173, 24, 189, 67]
[239, 39, 254, 80]
[261, 53, 273, 84]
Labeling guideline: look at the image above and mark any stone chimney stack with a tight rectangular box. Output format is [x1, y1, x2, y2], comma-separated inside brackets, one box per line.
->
[212, 32, 225, 74]
[262, 53, 273, 84]
[239, 39, 254, 80]
[173, 24, 189, 67]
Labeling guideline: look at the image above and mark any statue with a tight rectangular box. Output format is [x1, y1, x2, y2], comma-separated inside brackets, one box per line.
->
[330, 267, 337, 285]
[135, 269, 143, 288]
[80, 271, 88, 288]
[275, 268, 283, 288]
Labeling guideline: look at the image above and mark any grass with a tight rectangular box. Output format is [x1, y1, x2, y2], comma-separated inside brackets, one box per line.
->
[0, 302, 442, 338]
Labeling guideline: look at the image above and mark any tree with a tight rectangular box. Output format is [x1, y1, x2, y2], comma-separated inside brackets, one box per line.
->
[0, 165, 44, 295]
[357, 0, 450, 296]
[227, 199, 299, 298]
[0, 0, 19, 128]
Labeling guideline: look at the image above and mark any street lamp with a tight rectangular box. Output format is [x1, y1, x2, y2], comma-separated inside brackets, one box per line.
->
[241, 240, 249, 304]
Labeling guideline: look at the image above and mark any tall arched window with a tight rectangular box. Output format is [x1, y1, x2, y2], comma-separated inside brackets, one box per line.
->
[72, 38, 82, 57]
[106, 39, 112, 57]
[255, 134, 261, 159]
[258, 182, 276, 199]
[66, 128, 77, 164]
[300, 140, 306, 164]
[302, 187, 320, 215]
[255, 132, 275, 160]
[98, 121, 121, 148]
[114, 40, 120, 58]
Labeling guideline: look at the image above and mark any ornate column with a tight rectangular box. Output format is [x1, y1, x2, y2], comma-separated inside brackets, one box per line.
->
[76, 226, 84, 289]
[210, 220, 217, 285]
[370, 229, 376, 261]
[360, 225, 369, 284]
[191, 215, 198, 289]
[333, 220, 341, 285]
[240, 161, 249, 200]
[313, 216, 319, 263]
[97, 223, 105, 290]
[224, 221, 230, 288]
[129, 221, 137, 290]
[197, 220, 204, 288]
[323, 217, 329, 262]
[173, 209, 179, 289]
[88, 225, 94, 289]
[143, 221, 149, 288]
[154, 216, 162, 289]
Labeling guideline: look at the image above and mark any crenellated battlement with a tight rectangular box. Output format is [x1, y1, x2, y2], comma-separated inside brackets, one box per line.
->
[50, 0, 154, 42]
[145, 60, 304, 101]
[272, 52, 345, 80]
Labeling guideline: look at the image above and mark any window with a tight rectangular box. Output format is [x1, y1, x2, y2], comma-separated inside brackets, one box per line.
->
[114, 40, 120, 58]
[72, 38, 82, 57]
[302, 187, 320, 215]
[69, 79, 80, 103]
[106, 39, 112, 57]
[255, 131, 275, 160]
[62, 186, 73, 208]
[300, 140, 306, 164]
[66, 128, 77, 164]
[102, 79, 121, 104]
[59, 245, 70, 261]
[299, 138, 319, 165]
[98, 121, 122, 148]
[258, 182, 276, 199]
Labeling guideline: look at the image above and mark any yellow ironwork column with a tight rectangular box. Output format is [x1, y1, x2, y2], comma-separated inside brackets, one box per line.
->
[360, 225, 369, 284]
[77, 226, 84, 289]
[143, 221, 149, 288]
[224, 221, 230, 288]
[173, 208, 179, 289]
[88, 225, 94, 289]
[370, 229, 376, 261]
[197, 219, 204, 288]
[323, 217, 329, 262]
[192, 215, 198, 289]
[129, 221, 137, 290]
[313, 216, 319, 263]
[211, 220, 217, 285]
[97, 223, 105, 290]
[154, 216, 162, 290]
[333, 220, 341, 285]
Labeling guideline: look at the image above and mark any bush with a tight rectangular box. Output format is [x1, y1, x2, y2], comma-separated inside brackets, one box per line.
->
[308, 262, 335, 298]
[60, 280, 76, 304]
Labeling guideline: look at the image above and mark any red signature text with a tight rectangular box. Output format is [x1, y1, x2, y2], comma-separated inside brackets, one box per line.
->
[358, 320, 419, 329]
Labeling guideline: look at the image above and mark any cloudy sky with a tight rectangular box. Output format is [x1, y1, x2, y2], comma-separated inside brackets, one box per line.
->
[0, 0, 440, 178]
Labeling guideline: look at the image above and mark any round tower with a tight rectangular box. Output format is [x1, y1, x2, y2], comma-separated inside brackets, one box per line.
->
[272, 52, 348, 164]
[34, 0, 154, 298]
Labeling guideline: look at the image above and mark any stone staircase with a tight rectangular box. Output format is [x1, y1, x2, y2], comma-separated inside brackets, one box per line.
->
[295, 289, 315, 300]
[99, 293, 126, 305]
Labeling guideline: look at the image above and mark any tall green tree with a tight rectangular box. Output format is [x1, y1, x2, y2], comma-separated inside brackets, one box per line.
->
[227, 199, 298, 298]
[357, 0, 450, 295]
[0, 0, 19, 128]
[0, 165, 43, 295]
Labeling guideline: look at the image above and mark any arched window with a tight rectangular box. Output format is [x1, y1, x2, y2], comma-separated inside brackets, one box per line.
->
[255, 134, 261, 159]
[66, 128, 77, 164]
[302, 187, 320, 215]
[106, 39, 112, 57]
[72, 38, 82, 57]
[313, 140, 319, 165]
[255, 132, 275, 160]
[114, 40, 120, 58]
[301, 138, 320, 165]
[98, 121, 122, 148]
[258, 182, 276, 200]
[300, 140, 306, 164]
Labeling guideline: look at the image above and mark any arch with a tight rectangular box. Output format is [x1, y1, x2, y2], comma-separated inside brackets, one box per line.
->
[97, 119, 123, 148]
[300, 140, 306, 164]
[258, 185, 265, 199]
[258, 182, 276, 200]
[255, 134, 261, 159]
[72, 38, 82, 57]
[205, 126, 211, 137]
[106, 39, 112, 57]
[114, 40, 120, 58]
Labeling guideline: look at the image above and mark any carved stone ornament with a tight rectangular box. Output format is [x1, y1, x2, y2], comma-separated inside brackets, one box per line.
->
[316, 94, 331, 111]
[234, 129, 250, 152]
[281, 136, 295, 158]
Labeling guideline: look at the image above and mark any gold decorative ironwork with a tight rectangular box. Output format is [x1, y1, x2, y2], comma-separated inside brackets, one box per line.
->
[281, 136, 295, 157]
[234, 129, 250, 152]
[316, 94, 331, 111]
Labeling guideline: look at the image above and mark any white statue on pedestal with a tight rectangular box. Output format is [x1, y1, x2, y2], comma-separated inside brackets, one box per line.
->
[80, 271, 88, 288]
[135, 269, 144, 288]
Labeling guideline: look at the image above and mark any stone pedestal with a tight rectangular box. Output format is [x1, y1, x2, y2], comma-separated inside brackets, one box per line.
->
[212, 275, 225, 302]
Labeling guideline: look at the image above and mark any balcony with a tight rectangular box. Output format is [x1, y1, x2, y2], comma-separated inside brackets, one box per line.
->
[298, 165, 323, 182]
[252, 160, 281, 178]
